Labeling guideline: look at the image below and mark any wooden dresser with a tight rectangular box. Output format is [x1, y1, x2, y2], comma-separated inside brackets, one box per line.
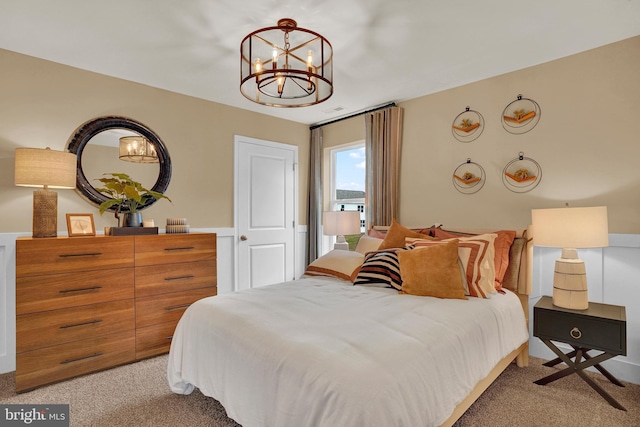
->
[15, 232, 217, 392]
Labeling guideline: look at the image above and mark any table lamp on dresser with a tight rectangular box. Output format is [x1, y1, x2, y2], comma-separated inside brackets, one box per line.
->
[14, 147, 77, 238]
[531, 206, 609, 310]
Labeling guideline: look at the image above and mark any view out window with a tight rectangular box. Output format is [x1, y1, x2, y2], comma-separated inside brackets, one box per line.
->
[330, 142, 365, 233]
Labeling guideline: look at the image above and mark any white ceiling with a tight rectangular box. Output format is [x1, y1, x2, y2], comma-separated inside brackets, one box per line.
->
[2, 0, 639, 125]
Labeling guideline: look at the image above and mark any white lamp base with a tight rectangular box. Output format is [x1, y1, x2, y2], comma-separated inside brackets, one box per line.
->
[552, 248, 588, 310]
[333, 235, 349, 251]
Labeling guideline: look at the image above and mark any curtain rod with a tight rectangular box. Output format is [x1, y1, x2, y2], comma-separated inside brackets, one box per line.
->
[309, 102, 397, 130]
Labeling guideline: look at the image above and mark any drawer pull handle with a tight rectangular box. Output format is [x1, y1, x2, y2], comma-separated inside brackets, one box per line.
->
[570, 327, 582, 339]
[60, 319, 103, 329]
[59, 252, 103, 258]
[164, 246, 195, 251]
[166, 335, 174, 340]
[165, 303, 192, 311]
[60, 286, 103, 294]
[60, 352, 103, 364]
[164, 275, 195, 281]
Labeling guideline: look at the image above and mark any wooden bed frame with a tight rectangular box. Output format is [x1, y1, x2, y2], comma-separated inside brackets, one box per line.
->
[372, 225, 533, 426]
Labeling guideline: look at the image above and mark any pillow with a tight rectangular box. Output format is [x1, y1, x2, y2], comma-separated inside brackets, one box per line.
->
[353, 247, 410, 290]
[431, 228, 515, 291]
[378, 219, 433, 250]
[407, 233, 497, 298]
[354, 235, 383, 255]
[304, 250, 364, 282]
[398, 239, 466, 299]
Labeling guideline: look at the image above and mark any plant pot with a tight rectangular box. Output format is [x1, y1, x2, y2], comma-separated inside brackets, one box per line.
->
[121, 212, 143, 227]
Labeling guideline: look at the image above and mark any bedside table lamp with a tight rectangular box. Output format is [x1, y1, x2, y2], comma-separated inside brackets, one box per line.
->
[531, 206, 608, 310]
[323, 211, 361, 250]
[15, 147, 77, 238]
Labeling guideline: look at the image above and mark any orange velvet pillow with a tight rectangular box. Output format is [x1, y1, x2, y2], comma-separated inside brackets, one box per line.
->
[398, 239, 466, 299]
[378, 219, 433, 250]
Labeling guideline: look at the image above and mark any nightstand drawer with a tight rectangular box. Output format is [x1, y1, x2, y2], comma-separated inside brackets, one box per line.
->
[534, 299, 626, 355]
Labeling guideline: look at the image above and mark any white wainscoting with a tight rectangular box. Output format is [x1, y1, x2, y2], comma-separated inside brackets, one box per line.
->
[529, 234, 640, 385]
[0, 233, 27, 373]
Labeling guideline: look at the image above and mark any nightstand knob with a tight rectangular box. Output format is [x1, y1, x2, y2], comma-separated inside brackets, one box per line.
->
[570, 327, 582, 339]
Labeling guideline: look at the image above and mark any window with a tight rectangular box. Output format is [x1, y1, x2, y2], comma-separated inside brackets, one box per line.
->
[330, 142, 365, 233]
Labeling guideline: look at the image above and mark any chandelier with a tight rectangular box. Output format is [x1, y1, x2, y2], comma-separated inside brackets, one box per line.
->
[240, 18, 333, 107]
[119, 136, 158, 163]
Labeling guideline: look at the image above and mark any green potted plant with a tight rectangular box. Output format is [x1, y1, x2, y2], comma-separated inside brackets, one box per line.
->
[96, 173, 171, 227]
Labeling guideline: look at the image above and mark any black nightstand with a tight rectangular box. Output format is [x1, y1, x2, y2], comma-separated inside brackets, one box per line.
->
[533, 295, 627, 410]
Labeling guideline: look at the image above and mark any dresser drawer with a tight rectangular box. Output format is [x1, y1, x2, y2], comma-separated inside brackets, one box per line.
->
[16, 236, 134, 276]
[17, 300, 135, 353]
[136, 322, 179, 359]
[534, 307, 626, 355]
[16, 330, 135, 392]
[136, 287, 215, 328]
[16, 268, 134, 315]
[135, 234, 216, 266]
[135, 260, 217, 297]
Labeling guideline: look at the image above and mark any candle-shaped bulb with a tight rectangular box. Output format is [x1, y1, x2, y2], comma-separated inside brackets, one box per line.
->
[254, 58, 262, 73]
[307, 50, 313, 70]
[277, 74, 284, 94]
[272, 49, 278, 69]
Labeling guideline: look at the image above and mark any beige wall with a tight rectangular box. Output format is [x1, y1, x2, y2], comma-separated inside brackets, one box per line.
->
[0, 49, 309, 233]
[3, 36, 639, 235]
[321, 36, 640, 234]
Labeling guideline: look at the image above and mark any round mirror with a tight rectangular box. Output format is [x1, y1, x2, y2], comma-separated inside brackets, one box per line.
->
[66, 116, 171, 211]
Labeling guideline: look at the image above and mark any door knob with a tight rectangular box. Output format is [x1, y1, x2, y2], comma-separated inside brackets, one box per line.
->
[240, 235, 248, 241]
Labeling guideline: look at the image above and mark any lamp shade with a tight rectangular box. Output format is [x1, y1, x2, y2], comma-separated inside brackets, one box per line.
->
[15, 147, 76, 189]
[323, 211, 361, 236]
[532, 206, 609, 249]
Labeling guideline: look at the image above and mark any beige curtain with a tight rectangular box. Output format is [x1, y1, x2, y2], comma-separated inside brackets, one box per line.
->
[306, 127, 323, 264]
[364, 106, 404, 228]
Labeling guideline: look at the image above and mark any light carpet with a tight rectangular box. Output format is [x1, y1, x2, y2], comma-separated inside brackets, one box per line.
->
[0, 355, 638, 426]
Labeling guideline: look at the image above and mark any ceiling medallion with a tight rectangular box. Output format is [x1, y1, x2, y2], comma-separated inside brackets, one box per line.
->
[240, 18, 333, 107]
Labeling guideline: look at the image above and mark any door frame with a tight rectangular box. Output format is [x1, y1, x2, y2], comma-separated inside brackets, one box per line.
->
[233, 135, 299, 292]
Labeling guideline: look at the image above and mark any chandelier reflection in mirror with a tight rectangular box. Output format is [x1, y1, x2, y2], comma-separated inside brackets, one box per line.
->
[119, 136, 159, 163]
[240, 18, 333, 107]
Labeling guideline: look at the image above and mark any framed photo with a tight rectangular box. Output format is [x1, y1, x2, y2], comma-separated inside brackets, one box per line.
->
[66, 213, 96, 237]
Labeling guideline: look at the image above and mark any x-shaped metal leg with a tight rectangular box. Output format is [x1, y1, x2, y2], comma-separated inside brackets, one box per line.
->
[535, 339, 626, 411]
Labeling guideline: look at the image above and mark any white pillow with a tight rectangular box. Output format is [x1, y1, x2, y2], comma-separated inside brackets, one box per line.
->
[354, 235, 383, 255]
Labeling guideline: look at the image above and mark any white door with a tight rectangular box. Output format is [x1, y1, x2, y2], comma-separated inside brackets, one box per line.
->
[235, 136, 297, 291]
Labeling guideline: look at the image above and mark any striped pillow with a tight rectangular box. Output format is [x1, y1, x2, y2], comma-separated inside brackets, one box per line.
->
[407, 234, 497, 298]
[354, 248, 410, 290]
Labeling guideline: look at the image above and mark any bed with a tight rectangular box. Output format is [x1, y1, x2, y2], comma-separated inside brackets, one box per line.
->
[168, 224, 532, 427]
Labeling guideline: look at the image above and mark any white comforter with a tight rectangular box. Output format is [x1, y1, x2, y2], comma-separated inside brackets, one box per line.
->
[168, 277, 528, 427]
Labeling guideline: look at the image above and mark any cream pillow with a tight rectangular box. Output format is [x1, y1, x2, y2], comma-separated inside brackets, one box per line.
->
[355, 235, 383, 254]
[304, 250, 364, 282]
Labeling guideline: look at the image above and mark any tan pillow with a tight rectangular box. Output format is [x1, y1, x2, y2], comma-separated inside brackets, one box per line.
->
[407, 233, 497, 299]
[354, 235, 383, 254]
[398, 239, 466, 299]
[378, 219, 432, 250]
[304, 250, 364, 282]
